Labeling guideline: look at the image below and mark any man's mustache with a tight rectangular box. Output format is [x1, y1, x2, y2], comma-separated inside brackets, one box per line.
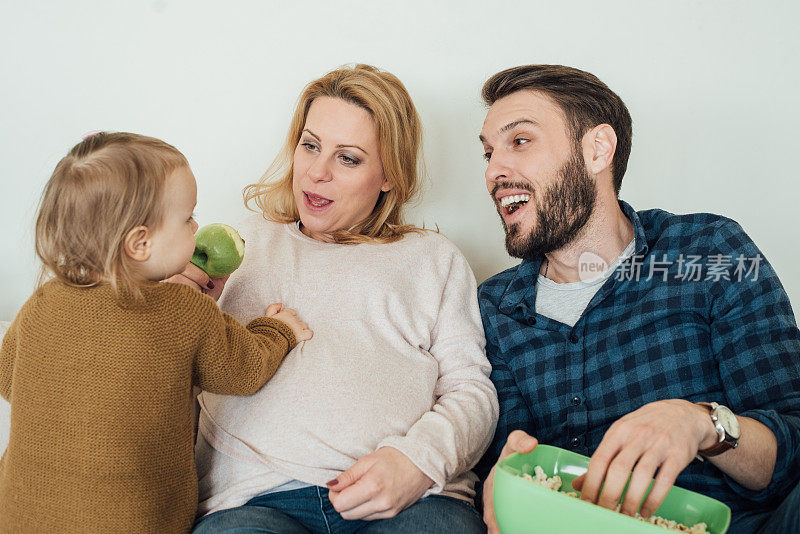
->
[490, 182, 535, 199]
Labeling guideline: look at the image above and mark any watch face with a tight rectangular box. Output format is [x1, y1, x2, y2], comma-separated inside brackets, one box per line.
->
[716, 406, 741, 439]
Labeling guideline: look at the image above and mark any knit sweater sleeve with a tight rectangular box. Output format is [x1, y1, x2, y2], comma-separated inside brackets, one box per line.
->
[187, 289, 298, 396]
[0, 294, 34, 402]
[377, 245, 500, 492]
[0, 314, 19, 402]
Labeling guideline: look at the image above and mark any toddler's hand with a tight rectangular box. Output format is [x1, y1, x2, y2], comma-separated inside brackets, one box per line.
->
[265, 303, 313, 342]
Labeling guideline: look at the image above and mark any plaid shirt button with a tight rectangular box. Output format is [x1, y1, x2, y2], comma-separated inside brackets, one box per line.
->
[569, 334, 579, 344]
[570, 437, 581, 448]
[526, 316, 537, 326]
[571, 396, 582, 406]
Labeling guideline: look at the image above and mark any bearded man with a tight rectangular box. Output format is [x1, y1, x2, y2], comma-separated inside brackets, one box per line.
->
[474, 65, 800, 534]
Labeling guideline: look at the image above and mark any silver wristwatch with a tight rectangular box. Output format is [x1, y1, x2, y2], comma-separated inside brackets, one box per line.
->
[696, 402, 740, 458]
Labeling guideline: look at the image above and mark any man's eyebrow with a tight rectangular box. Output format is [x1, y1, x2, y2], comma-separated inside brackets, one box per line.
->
[302, 129, 367, 154]
[479, 118, 540, 143]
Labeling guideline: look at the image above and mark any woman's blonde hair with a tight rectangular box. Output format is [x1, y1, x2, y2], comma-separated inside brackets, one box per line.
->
[35, 132, 188, 296]
[244, 64, 424, 244]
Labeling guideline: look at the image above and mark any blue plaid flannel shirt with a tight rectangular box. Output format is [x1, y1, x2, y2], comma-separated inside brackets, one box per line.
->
[475, 200, 800, 517]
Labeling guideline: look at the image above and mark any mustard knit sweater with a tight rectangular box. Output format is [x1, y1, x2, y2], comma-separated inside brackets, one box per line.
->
[0, 280, 296, 533]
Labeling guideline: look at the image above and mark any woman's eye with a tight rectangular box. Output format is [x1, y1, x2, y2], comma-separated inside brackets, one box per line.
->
[483, 152, 492, 162]
[513, 137, 530, 147]
[340, 154, 360, 166]
[301, 141, 319, 151]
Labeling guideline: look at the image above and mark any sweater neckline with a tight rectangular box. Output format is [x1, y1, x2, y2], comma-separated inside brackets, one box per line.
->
[284, 221, 351, 248]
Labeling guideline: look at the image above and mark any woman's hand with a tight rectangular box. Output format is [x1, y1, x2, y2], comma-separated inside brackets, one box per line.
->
[163, 263, 229, 301]
[327, 446, 434, 520]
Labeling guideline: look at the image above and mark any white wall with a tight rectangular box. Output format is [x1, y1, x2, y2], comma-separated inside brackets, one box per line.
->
[1, 0, 798, 322]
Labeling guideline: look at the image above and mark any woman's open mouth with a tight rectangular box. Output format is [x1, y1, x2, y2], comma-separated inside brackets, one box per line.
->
[303, 191, 333, 212]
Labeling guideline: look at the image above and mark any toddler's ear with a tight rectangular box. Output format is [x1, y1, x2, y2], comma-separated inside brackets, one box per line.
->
[123, 226, 153, 262]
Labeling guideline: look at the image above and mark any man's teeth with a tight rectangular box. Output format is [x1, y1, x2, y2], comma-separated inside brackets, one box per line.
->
[500, 194, 531, 208]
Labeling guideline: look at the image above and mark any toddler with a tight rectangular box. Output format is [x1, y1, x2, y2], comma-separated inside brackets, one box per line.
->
[0, 132, 312, 533]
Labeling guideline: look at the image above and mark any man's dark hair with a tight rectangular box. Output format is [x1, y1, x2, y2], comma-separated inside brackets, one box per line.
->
[482, 65, 633, 195]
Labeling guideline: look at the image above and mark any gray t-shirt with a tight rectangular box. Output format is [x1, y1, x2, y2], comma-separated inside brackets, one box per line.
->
[535, 239, 635, 327]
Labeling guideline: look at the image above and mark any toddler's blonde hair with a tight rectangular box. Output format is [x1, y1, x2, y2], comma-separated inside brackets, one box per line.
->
[35, 132, 188, 296]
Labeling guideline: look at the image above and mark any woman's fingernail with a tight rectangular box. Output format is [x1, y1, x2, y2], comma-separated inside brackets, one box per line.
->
[326, 479, 338, 487]
[207, 281, 215, 290]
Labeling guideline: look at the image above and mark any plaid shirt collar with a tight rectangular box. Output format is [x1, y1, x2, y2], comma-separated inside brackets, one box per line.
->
[498, 200, 649, 315]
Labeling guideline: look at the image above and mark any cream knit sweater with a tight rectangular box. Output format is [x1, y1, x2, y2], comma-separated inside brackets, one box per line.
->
[196, 217, 499, 515]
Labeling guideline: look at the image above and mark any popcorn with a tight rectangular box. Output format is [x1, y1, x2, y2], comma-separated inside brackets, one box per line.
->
[518, 465, 709, 534]
[521, 465, 566, 491]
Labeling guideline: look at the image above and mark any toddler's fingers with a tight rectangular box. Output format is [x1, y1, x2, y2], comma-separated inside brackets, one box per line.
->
[297, 328, 313, 341]
[265, 303, 283, 316]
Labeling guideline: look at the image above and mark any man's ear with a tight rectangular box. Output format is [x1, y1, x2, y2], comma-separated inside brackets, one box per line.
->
[583, 124, 617, 175]
[123, 226, 153, 263]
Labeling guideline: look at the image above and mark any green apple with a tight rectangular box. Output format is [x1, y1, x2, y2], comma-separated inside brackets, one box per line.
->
[190, 223, 245, 278]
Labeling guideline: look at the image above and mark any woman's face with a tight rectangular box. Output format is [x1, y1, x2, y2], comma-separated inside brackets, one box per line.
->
[293, 96, 392, 241]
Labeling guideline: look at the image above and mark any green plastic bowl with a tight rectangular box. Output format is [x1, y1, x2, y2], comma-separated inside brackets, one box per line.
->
[494, 444, 731, 534]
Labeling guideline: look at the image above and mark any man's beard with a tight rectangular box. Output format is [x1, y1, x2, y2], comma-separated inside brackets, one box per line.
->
[496, 151, 597, 260]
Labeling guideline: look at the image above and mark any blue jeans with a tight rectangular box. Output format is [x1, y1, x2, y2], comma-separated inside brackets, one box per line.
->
[193, 486, 486, 534]
[728, 480, 800, 534]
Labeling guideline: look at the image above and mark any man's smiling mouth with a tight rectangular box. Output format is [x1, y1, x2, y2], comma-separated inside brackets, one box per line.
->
[499, 194, 531, 215]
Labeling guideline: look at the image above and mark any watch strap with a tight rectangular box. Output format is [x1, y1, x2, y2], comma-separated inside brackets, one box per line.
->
[698, 439, 734, 457]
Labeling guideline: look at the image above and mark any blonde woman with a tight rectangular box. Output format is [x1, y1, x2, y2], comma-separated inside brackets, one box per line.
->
[179, 65, 498, 534]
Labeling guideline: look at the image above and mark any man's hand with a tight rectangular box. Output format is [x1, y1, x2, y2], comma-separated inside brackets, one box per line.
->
[572, 399, 716, 518]
[483, 430, 539, 534]
[163, 263, 229, 301]
[327, 446, 433, 521]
